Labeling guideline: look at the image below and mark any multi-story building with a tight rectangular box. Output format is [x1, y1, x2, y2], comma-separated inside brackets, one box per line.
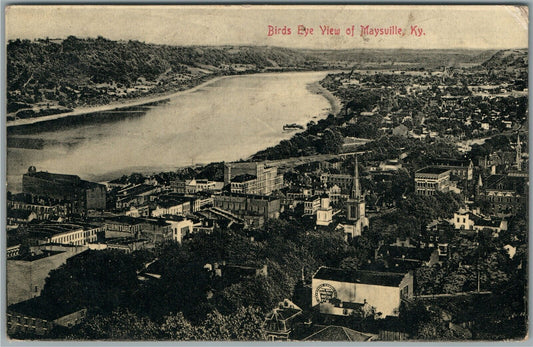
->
[213, 193, 281, 224]
[115, 184, 159, 209]
[163, 216, 194, 243]
[312, 267, 413, 318]
[320, 173, 354, 194]
[476, 174, 528, 214]
[22, 167, 106, 215]
[187, 178, 218, 194]
[230, 174, 258, 194]
[432, 158, 474, 180]
[7, 244, 88, 305]
[8, 297, 87, 336]
[316, 197, 333, 226]
[224, 162, 284, 195]
[7, 194, 69, 220]
[24, 222, 104, 246]
[102, 216, 172, 242]
[151, 199, 190, 217]
[414, 167, 452, 196]
[103, 216, 144, 238]
[303, 196, 321, 216]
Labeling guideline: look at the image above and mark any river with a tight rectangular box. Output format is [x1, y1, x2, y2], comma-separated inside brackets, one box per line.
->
[7, 71, 333, 192]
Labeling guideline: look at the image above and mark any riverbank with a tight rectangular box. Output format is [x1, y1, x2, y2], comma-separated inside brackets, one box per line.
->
[6, 74, 229, 128]
[306, 81, 342, 116]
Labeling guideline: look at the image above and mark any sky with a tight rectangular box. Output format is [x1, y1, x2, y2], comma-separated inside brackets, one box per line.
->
[5, 5, 529, 50]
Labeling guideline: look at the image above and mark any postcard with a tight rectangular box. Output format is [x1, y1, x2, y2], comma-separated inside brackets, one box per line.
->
[4, 4, 528, 342]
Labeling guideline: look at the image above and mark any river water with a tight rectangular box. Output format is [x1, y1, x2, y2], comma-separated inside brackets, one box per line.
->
[7, 71, 332, 192]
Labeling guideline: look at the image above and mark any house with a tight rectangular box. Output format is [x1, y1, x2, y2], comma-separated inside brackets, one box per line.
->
[103, 215, 144, 239]
[312, 267, 413, 318]
[104, 238, 150, 253]
[264, 299, 303, 341]
[205, 262, 268, 283]
[392, 124, 409, 137]
[320, 173, 354, 194]
[115, 184, 160, 210]
[452, 207, 508, 236]
[378, 246, 440, 270]
[378, 159, 403, 172]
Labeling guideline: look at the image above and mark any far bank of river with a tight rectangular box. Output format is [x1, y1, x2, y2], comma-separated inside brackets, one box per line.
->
[7, 69, 344, 129]
[7, 71, 341, 191]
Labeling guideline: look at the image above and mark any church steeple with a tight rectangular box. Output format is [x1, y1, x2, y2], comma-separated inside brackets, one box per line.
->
[516, 133, 522, 170]
[351, 155, 361, 200]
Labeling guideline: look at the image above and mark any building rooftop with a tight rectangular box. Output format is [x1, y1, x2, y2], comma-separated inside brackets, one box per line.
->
[25, 223, 83, 238]
[313, 267, 408, 287]
[8, 296, 83, 321]
[303, 325, 374, 342]
[218, 192, 280, 201]
[232, 174, 257, 183]
[484, 174, 527, 193]
[415, 167, 451, 175]
[7, 209, 35, 220]
[434, 157, 472, 167]
[104, 215, 144, 225]
[385, 246, 436, 262]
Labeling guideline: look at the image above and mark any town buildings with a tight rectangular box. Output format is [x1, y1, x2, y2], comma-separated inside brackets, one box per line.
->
[22, 167, 106, 215]
[224, 162, 284, 195]
[213, 193, 281, 227]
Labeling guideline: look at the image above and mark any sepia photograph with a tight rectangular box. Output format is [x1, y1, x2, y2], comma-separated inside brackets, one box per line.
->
[4, 4, 529, 342]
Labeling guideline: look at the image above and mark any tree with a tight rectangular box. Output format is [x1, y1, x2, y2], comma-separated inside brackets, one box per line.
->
[72, 309, 159, 340]
[41, 250, 141, 313]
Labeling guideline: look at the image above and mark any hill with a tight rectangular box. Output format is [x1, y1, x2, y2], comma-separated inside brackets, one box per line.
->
[481, 49, 528, 70]
[6, 36, 322, 116]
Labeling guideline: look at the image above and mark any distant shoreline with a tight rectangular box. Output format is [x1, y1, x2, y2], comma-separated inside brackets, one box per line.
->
[6, 75, 230, 128]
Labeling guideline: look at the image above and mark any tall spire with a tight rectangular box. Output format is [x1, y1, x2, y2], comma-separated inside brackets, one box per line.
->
[516, 133, 522, 170]
[352, 155, 361, 199]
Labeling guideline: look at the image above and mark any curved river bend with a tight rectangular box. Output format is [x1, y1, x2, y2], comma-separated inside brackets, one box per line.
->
[7, 71, 332, 192]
